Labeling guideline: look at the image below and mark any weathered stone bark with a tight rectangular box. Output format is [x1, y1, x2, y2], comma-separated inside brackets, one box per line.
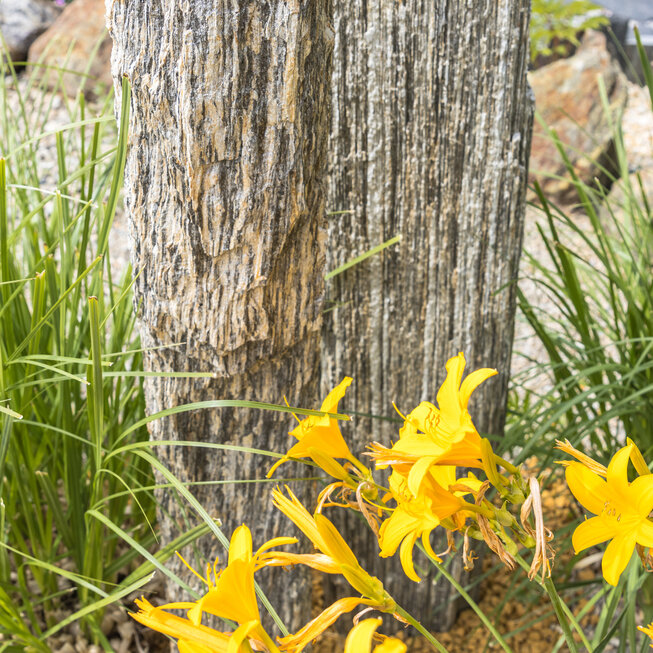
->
[106, 0, 333, 631]
[323, 0, 533, 630]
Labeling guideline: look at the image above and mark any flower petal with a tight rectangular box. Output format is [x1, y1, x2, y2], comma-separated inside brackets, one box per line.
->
[572, 516, 615, 553]
[130, 598, 231, 651]
[399, 532, 421, 582]
[227, 621, 266, 653]
[278, 597, 371, 653]
[315, 514, 359, 569]
[272, 486, 324, 551]
[179, 641, 221, 653]
[602, 533, 636, 586]
[345, 618, 382, 653]
[566, 463, 608, 515]
[375, 639, 408, 653]
[228, 525, 252, 565]
[379, 509, 413, 558]
[320, 377, 353, 413]
[261, 551, 341, 574]
[458, 367, 497, 408]
[635, 519, 653, 549]
[436, 353, 466, 416]
[630, 475, 653, 516]
[407, 456, 437, 497]
[197, 560, 259, 625]
[606, 445, 633, 496]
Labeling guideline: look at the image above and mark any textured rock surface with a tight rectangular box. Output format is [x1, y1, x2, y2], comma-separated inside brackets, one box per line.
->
[0, 0, 60, 62]
[28, 0, 111, 98]
[529, 30, 628, 204]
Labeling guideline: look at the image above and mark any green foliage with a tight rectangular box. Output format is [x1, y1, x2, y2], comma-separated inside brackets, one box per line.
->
[0, 59, 218, 650]
[505, 29, 653, 650]
[0, 60, 152, 648]
[530, 0, 609, 62]
[511, 67, 653, 465]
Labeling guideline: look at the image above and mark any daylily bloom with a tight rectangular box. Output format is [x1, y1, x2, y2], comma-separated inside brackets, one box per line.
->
[267, 378, 357, 478]
[378, 494, 442, 582]
[377, 463, 482, 582]
[566, 444, 653, 586]
[638, 621, 653, 647]
[186, 525, 295, 631]
[368, 353, 495, 497]
[271, 487, 397, 651]
[400, 353, 496, 451]
[344, 618, 407, 653]
[131, 597, 232, 652]
[132, 525, 293, 653]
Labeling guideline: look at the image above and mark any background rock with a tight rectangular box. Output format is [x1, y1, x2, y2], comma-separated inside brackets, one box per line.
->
[529, 30, 628, 204]
[0, 0, 61, 63]
[27, 0, 111, 99]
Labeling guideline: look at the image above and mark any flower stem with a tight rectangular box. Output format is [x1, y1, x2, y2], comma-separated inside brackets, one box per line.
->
[458, 499, 494, 519]
[542, 576, 581, 653]
[513, 553, 584, 652]
[393, 605, 450, 653]
[493, 453, 519, 475]
[430, 556, 513, 653]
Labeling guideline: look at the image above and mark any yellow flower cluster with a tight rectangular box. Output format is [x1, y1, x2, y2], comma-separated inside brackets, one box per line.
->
[132, 353, 557, 652]
[131, 515, 405, 653]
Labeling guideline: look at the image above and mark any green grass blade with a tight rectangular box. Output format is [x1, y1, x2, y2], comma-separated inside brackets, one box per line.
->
[325, 235, 401, 280]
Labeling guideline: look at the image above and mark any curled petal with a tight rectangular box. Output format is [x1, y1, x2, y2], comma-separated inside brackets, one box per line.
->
[320, 377, 353, 413]
[399, 533, 421, 582]
[344, 618, 407, 653]
[631, 475, 653, 516]
[278, 597, 374, 653]
[345, 618, 383, 653]
[636, 520, 653, 549]
[458, 367, 497, 408]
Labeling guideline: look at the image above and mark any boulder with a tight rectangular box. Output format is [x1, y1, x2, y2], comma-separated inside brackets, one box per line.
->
[529, 30, 628, 204]
[0, 0, 61, 63]
[27, 0, 112, 99]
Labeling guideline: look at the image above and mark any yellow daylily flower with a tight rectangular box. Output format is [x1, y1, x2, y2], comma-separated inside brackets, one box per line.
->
[186, 524, 296, 629]
[150, 524, 291, 653]
[267, 378, 355, 477]
[344, 618, 407, 653]
[400, 353, 496, 450]
[368, 354, 494, 497]
[638, 621, 653, 648]
[566, 444, 653, 586]
[131, 597, 232, 652]
[272, 486, 388, 601]
[272, 487, 396, 650]
[378, 494, 444, 582]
